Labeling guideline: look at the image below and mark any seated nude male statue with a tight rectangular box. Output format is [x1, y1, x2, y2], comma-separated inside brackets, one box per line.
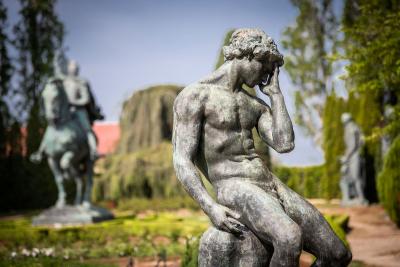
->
[172, 29, 352, 267]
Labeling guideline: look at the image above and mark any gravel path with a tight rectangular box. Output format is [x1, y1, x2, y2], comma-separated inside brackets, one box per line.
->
[317, 204, 400, 267]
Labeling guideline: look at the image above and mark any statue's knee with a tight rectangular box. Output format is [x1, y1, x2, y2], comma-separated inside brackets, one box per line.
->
[60, 152, 74, 170]
[274, 224, 303, 255]
[318, 242, 352, 266]
[332, 245, 352, 265]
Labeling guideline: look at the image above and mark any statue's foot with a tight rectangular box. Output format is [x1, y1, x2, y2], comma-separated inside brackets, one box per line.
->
[81, 201, 91, 210]
[356, 198, 369, 206]
[74, 199, 81, 206]
[55, 198, 66, 209]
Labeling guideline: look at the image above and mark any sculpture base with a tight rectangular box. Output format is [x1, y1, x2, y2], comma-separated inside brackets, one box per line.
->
[32, 205, 114, 226]
[199, 226, 272, 267]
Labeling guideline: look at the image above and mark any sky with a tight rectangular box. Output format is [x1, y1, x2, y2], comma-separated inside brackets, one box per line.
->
[4, 0, 332, 166]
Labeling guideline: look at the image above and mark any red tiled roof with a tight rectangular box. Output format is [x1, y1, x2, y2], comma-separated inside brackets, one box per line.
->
[15, 122, 120, 156]
[93, 122, 120, 155]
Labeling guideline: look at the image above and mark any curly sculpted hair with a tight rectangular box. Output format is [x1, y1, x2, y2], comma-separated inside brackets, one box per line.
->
[223, 28, 284, 66]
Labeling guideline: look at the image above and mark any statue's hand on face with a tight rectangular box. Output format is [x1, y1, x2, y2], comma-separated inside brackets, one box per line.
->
[259, 64, 281, 96]
[208, 204, 245, 236]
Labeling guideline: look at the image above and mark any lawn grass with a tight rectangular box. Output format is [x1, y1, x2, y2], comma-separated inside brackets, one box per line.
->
[0, 257, 117, 267]
[0, 210, 208, 261]
[0, 207, 350, 266]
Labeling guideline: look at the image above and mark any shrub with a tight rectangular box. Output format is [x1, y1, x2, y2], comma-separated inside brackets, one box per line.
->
[377, 136, 400, 226]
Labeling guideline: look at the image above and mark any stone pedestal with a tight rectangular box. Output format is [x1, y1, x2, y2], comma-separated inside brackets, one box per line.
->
[199, 226, 272, 267]
[32, 205, 114, 226]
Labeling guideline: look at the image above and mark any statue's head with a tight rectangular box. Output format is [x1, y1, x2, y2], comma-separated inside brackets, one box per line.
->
[341, 113, 352, 124]
[67, 60, 80, 76]
[223, 28, 284, 88]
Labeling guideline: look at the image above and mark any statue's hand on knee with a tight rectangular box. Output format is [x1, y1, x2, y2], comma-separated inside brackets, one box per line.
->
[208, 204, 245, 236]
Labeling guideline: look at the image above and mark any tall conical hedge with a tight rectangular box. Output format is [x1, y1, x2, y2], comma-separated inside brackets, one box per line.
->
[377, 136, 400, 226]
[321, 92, 346, 199]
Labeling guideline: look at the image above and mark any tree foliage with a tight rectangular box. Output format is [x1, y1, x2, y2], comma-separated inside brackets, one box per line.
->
[0, 0, 13, 156]
[0, 0, 65, 211]
[13, 0, 64, 154]
[343, 0, 400, 224]
[282, 0, 339, 139]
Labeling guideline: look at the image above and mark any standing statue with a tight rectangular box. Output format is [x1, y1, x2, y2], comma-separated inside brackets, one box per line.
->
[173, 29, 352, 266]
[340, 113, 367, 206]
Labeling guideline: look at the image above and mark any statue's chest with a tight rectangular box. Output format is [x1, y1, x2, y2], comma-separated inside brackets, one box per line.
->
[205, 90, 258, 130]
[64, 79, 85, 101]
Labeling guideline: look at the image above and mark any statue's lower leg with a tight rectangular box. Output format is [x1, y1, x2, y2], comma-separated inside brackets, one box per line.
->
[48, 158, 67, 208]
[82, 160, 94, 209]
[55, 190, 66, 208]
[87, 132, 98, 160]
[340, 178, 351, 205]
[74, 177, 83, 206]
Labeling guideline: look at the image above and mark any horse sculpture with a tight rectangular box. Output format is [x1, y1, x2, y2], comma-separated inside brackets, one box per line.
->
[30, 78, 94, 209]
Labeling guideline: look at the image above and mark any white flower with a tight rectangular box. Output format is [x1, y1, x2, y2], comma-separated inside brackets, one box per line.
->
[11, 251, 17, 258]
[42, 247, 55, 257]
[21, 248, 30, 257]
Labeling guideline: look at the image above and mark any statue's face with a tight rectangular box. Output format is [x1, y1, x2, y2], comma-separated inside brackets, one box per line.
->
[67, 61, 79, 76]
[241, 56, 275, 88]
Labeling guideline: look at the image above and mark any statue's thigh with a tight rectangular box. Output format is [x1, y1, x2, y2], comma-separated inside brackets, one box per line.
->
[272, 175, 345, 256]
[217, 180, 299, 244]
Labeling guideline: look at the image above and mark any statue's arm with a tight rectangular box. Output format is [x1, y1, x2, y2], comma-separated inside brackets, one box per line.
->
[172, 88, 243, 234]
[172, 90, 216, 214]
[256, 67, 295, 153]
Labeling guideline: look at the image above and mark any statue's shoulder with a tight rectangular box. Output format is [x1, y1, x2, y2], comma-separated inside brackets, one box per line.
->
[176, 83, 209, 105]
[45, 76, 63, 88]
[73, 76, 89, 86]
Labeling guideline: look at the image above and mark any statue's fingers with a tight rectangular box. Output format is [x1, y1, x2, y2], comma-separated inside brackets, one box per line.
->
[223, 220, 243, 235]
[227, 217, 245, 229]
[225, 208, 240, 220]
[272, 66, 279, 85]
[218, 223, 230, 233]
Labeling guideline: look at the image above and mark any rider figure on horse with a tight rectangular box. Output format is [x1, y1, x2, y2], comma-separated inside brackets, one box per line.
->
[30, 55, 103, 208]
[63, 60, 104, 160]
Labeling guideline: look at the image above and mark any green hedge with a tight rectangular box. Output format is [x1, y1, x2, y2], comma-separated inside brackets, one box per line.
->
[377, 136, 400, 226]
[273, 165, 324, 198]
